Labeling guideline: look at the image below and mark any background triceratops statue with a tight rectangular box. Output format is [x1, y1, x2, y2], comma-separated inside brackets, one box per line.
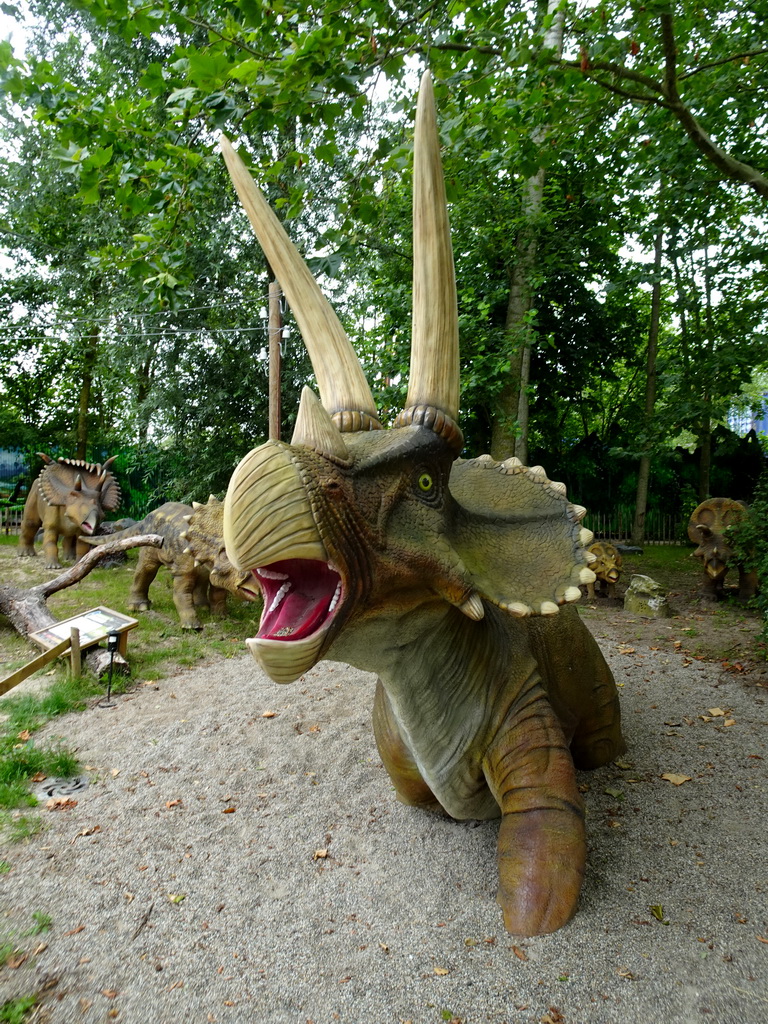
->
[687, 497, 758, 600]
[83, 497, 260, 629]
[18, 454, 121, 569]
[585, 540, 623, 599]
[220, 74, 625, 936]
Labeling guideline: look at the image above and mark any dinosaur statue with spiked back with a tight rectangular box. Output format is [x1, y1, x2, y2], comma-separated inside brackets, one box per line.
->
[220, 74, 625, 936]
[18, 454, 121, 569]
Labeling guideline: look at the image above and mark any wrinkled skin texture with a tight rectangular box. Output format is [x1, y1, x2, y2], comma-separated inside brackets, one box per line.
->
[585, 541, 623, 599]
[687, 498, 758, 601]
[226, 423, 626, 935]
[18, 456, 121, 569]
[86, 499, 259, 630]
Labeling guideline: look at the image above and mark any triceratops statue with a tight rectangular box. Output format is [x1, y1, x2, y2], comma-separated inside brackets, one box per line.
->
[220, 75, 625, 936]
[687, 497, 758, 600]
[18, 454, 121, 569]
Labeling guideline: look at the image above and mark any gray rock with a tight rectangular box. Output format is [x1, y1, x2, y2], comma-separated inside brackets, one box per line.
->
[623, 573, 672, 617]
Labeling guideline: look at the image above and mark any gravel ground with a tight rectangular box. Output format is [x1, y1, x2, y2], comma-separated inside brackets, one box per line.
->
[1, 614, 767, 1024]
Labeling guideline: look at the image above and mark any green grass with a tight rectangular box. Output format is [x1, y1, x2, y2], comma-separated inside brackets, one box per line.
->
[0, 997, 37, 1024]
[0, 535, 261, 821]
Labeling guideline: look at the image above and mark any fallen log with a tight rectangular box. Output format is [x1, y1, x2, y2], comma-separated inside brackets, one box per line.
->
[0, 534, 163, 679]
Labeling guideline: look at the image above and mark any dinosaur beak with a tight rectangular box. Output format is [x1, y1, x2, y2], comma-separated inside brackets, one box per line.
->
[224, 440, 343, 684]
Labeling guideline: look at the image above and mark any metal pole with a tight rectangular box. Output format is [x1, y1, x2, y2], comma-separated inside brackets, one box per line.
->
[268, 280, 283, 441]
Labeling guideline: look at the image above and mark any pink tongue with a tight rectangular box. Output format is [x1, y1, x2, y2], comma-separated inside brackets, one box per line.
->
[258, 561, 340, 642]
[264, 588, 333, 641]
[81, 522, 93, 534]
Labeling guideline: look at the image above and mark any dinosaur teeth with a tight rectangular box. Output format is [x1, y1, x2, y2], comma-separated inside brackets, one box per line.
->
[459, 593, 484, 621]
[268, 581, 292, 615]
[257, 568, 290, 580]
[328, 580, 342, 615]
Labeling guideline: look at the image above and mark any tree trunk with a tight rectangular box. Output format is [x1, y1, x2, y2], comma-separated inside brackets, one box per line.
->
[631, 228, 663, 546]
[76, 325, 99, 459]
[490, 5, 563, 462]
[698, 418, 712, 502]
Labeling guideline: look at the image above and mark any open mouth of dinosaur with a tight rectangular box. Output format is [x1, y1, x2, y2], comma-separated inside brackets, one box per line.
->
[255, 559, 342, 641]
[80, 521, 94, 535]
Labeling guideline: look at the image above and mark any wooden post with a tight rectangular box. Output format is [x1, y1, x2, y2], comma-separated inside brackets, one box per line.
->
[70, 627, 81, 678]
[268, 280, 283, 441]
[0, 637, 72, 697]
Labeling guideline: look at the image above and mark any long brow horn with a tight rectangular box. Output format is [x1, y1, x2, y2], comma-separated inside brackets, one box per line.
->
[220, 136, 380, 431]
[401, 73, 460, 430]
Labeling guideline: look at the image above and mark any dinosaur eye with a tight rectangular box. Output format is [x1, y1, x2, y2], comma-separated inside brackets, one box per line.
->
[418, 472, 433, 493]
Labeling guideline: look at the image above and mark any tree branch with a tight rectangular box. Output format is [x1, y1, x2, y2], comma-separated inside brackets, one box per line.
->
[30, 535, 163, 601]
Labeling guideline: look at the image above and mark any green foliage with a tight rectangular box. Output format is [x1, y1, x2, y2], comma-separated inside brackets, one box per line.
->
[728, 471, 768, 647]
[0, 0, 766, 521]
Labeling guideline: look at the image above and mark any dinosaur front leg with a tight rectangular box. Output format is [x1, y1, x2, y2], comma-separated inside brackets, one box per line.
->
[41, 527, 63, 568]
[171, 571, 204, 630]
[207, 584, 228, 618]
[484, 681, 585, 937]
[372, 681, 441, 810]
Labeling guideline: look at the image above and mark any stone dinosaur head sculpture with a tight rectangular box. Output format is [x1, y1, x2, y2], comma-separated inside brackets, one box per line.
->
[221, 75, 595, 686]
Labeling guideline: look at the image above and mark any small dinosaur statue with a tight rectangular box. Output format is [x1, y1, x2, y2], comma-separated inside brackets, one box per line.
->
[219, 74, 625, 936]
[687, 497, 758, 600]
[18, 454, 121, 569]
[85, 498, 260, 629]
[585, 541, 623, 599]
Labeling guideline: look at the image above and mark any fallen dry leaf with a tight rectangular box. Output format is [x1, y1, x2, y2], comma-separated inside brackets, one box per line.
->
[434, 967, 450, 976]
[313, 848, 329, 860]
[757, 935, 768, 944]
[165, 799, 182, 809]
[6, 952, 28, 969]
[101, 989, 118, 999]
[708, 707, 726, 717]
[262, 711, 276, 718]
[64, 924, 85, 936]
[661, 773, 692, 786]
[17, 730, 31, 741]
[511, 945, 528, 961]
[724, 719, 736, 727]
[46, 797, 78, 811]
[222, 807, 236, 814]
